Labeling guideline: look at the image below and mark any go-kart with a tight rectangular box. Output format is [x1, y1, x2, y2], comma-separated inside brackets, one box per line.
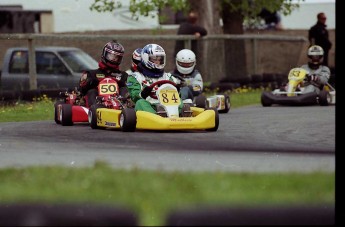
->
[55, 77, 130, 126]
[193, 93, 231, 113]
[54, 88, 89, 126]
[174, 75, 230, 113]
[89, 80, 219, 132]
[87, 77, 134, 130]
[261, 67, 336, 107]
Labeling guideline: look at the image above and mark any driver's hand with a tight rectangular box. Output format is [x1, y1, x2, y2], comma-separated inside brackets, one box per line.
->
[141, 86, 153, 99]
[305, 74, 319, 82]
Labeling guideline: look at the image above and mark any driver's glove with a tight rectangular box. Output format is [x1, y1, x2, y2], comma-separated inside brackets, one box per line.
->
[141, 86, 153, 99]
[305, 74, 319, 82]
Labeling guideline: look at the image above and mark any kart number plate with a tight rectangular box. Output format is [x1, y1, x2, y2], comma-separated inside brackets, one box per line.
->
[99, 83, 118, 95]
[158, 90, 181, 106]
[288, 68, 307, 81]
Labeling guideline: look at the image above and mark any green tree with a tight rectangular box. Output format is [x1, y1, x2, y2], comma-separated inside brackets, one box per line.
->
[90, 0, 303, 82]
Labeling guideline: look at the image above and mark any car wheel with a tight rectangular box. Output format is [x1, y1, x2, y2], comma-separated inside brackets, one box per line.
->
[318, 90, 330, 106]
[219, 94, 230, 113]
[261, 92, 272, 107]
[88, 104, 105, 129]
[54, 100, 64, 124]
[120, 108, 136, 132]
[60, 104, 73, 126]
[194, 94, 207, 108]
[205, 107, 219, 132]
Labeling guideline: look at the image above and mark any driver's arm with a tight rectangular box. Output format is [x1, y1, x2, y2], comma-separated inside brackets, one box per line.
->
[126, 74, 143, 103]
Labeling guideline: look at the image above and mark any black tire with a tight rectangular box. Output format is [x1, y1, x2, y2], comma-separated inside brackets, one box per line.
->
[318, 90, 330, 106]
[54, 100, 65, 124]
[219, 94, 230, 113]
[120, 108, 136, 132]
[194, 94, 207, 108]
[261, 92, 272, 107]
[88, 104, 105, 129]
[60, 104, 73, 126]
[206, 107, 219, 132]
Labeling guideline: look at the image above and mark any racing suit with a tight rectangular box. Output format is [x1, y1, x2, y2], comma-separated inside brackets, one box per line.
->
[126, 63, 183, 114]
[170, 68, 203, 103]
[79, 61, 128, 107]
[300, 64, 330, 95]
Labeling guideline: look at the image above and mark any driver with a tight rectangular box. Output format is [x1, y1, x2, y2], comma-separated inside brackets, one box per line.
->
[126, 43, 183, 114]
[300, 45, 331, 94]
[126, 48, 142, 75]
[78, 41, 128, 107]
[170, 49, 203, 104]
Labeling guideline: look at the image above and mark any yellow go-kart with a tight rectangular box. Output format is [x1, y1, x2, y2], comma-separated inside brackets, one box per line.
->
[88, 80, 219, 132]
[261, 67, 335, 107]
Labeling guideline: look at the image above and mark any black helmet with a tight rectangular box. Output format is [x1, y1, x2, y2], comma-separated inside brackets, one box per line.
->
[101, 41, 125, 68]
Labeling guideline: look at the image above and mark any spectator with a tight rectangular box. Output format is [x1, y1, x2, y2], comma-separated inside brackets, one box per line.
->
[308, 12, 332, 67]
[258, 8, 283, 30]
[174, 10, 207, 57]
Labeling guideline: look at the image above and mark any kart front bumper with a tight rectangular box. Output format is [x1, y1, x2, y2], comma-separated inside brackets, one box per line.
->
[261, 91, 318, 106]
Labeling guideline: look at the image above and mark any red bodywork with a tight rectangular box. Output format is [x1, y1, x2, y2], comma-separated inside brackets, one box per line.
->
[55, 77, 125, 125]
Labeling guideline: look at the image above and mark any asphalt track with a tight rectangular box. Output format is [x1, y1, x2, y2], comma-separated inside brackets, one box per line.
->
[0, 105, 335, 172]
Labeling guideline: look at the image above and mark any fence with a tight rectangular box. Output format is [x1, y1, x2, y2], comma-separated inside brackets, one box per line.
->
[0, 33, 307, 90]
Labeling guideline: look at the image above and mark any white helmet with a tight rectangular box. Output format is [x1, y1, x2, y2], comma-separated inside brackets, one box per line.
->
[141, 44, 166, 71]
[176, 49, 196, 74]
[307, 45, 324, 67]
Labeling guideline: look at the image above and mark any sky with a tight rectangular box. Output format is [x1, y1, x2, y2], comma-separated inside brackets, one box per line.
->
[0, 0, 336, 32]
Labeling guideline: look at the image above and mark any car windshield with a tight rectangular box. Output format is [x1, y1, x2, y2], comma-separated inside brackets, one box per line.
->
[59, 50, 98, 73]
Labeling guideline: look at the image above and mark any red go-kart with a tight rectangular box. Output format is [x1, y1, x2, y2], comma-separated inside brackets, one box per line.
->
[54, 77, 131, 126]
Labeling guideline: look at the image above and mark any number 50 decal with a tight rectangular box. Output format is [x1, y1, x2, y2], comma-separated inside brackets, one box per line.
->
[158, 90, 181, 106]
[99, 83, 118, 95]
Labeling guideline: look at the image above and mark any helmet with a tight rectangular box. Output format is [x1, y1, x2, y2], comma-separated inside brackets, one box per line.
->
[131, 48, 142, 71]
[307, 45, 324, 68]
[176, 49, 196, 74]
[141, 44, 166, 70]
[101, 41, 125, 68]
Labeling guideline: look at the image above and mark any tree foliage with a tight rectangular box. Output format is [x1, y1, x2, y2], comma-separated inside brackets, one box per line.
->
[90, 0, 303, 23]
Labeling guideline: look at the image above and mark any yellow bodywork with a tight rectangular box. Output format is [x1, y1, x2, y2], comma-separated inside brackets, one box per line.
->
[96, 108, 122, 129]
[287, 68, 308, 97]
[136, 107, 216, 130]
[94, 106, 217, 131]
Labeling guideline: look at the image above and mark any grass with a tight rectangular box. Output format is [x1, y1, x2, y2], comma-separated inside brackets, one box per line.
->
[0, 162, 335, 226]
[0, 90, 335, 226]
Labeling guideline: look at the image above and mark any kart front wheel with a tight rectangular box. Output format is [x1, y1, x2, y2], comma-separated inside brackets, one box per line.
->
[88, 104, 105, 129]
[120, 108, 136, 132]
[318, 90, 330, 106]
[194, 95, 207, 108]
[261, 92, 272, 107]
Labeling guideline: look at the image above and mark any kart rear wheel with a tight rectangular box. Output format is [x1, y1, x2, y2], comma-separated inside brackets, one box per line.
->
[54, 100, 64, 124]
[219, 94, 230, 113]
[120, 108, 136, 132]
[205, 107, 219, 132]
[60, 104, 73, 126]
[194, 95, 207, 108]
[88, 104, 105, 129]
[261, 92, 272, 107]
[318, 90, 330, 106]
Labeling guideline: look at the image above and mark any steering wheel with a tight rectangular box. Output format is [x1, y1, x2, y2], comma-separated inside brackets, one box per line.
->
[148, 80, 177, 99]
